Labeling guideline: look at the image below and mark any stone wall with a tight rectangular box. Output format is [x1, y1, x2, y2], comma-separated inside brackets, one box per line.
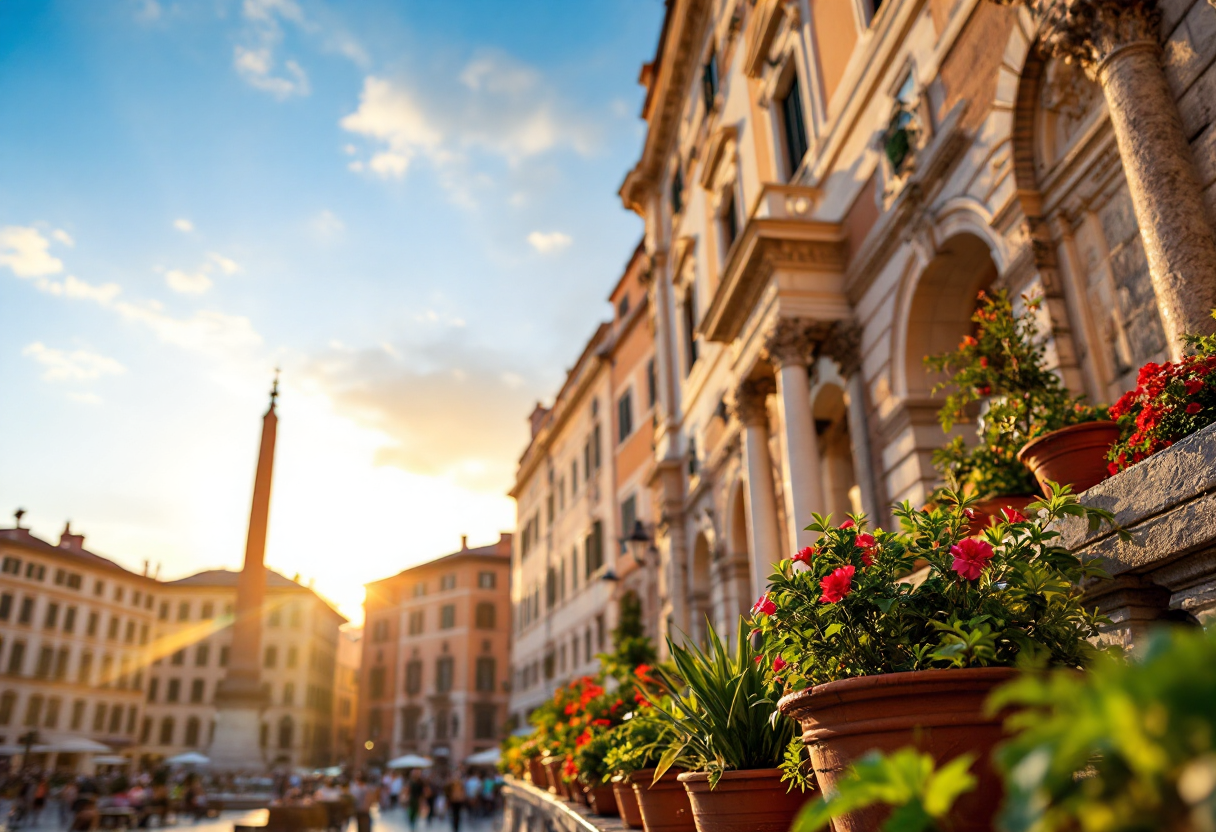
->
[1162, 0, 1216, 225]
[1059, 421, 1216, 648]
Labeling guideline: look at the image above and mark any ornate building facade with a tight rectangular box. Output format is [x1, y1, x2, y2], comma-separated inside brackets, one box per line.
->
[619, 0, 1216, 649]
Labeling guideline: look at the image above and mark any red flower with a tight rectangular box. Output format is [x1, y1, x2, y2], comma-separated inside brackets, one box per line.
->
[979, 356, 989, 368]
[819, 566, 855, 604]
[792, 546, 815, 564]
[961, 335, 977, 348]
[950, 538, 994, 581]
[977, 385, 992, 396]
[840, 519, 855, 529]
[753, 655, 763, 664]
[564, 703, 578, 715]
[633, 692, 650, 708]
[751, 594, 777, 616]
[1186, 378, 1205, 395]
[1187, 402, 1203, 415]
[591, 719, 611, 728]
[855, 533, 877, 566]
[772, 656, 788, 673]
[1000, 507, 1026, 523]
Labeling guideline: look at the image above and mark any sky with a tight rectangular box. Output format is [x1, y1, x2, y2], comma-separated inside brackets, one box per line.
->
[0, 0, 662, 624]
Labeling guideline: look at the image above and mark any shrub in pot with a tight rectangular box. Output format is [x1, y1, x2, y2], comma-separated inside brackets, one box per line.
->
[602, 714, 667, 829]
[574, 728, 620, 816]
[926, 290, 1109, 502]
[754, 488, 1118, 832]
[605, 703, 698, 832]
[1107, 321, 1216, 474]
[642, 620, 809, 832]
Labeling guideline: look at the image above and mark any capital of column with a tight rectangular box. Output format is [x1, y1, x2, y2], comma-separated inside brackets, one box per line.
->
[729, 378, 775, 427]
[822, 321, 863, 379]
[763, 318, 827, 369]
[1001, 0, 1161, 78]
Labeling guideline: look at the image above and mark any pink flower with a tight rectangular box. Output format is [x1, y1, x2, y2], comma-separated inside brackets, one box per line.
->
[1000, 507, 1026, 523]
[819, 566, 855, 604]
[751, 594, 776, 616]
[772, 656, 788, 673]
[840, 519, 855, 530]
[950, 538, 994, 581]
[792, 546, 815, 564]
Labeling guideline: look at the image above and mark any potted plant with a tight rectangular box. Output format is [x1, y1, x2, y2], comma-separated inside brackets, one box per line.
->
[1107, 320, 1216, 473]
[641, 620, 809, 832]
[926, 290, 1111, 507]
[755, 489, 1118, 832]
[602, 713, 667, 829]
[614, 694, 698, 832]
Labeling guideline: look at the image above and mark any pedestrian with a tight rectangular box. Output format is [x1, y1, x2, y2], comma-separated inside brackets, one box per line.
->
[406, 771, 425, 830]
[463, 771, 482, 817]
[444, 771, 467, 832]
[349, 772, 377, 832]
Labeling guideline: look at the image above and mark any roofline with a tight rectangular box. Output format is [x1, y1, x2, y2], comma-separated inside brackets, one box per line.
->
[364, 543, 513, 589]
[0, 530, 159, 583]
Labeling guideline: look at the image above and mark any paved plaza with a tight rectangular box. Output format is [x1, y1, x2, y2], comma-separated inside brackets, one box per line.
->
[0, 805, 501, 832]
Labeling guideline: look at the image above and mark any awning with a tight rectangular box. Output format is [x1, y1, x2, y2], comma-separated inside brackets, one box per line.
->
[465, 748, 501, 766]
[385, 754, 432, 769]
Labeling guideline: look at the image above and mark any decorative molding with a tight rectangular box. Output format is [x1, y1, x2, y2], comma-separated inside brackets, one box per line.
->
[729, 377, 775, 427]
[995, 0, 1162, 78]
[822, 321, 863, 379]
[699, 126, 739, 189]
[763, 317, 833, 369]
[743, 0, 789, 78]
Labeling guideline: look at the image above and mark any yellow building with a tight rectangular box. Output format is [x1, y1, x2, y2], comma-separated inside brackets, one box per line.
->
[332, 626, 360, 765]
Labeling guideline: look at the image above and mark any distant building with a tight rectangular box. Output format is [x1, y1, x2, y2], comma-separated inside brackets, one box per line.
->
[355, 534, 512, 775]
[332, 626, 361, 765]
[135, 569, 347, 770]
[0, 521, 159, 770]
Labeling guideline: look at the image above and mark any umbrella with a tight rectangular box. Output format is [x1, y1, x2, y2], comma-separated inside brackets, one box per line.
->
[386, 754, 432, 769]
[92, 755, 130, 766]
[465, 748, 500, 766]
[166, 752, 211, 766]
[37, 738, 112, 754]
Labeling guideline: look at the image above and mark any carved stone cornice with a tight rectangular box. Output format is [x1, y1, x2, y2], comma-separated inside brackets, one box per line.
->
[763, 318, 832, 369]
[822, 321, 863, 379]
[998, 0, 1162, 78]
[729, 377, 775, 427]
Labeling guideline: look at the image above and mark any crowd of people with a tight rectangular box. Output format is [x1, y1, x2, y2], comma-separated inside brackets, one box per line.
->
[0, 768, 212, 829]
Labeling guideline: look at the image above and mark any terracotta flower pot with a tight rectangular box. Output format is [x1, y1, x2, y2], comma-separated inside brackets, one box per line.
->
[571, 780, 588, 805]
[631, 767, 696, 832]
[966, 495, 1036, 536]
[585, 782, 620, 817]
[613, 775, 645, 829]
[1017, 420, 1121, 495]
[526, 757, 547, 788]
[678, 768, 810, 832]
[778, 667, 1020, 832]
[541, 756, 565, 796]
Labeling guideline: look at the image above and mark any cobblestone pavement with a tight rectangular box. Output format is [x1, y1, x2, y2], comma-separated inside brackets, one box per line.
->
[1, 804, 501, 832]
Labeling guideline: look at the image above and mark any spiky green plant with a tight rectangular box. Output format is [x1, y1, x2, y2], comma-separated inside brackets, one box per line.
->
[644, 618, 799, 788]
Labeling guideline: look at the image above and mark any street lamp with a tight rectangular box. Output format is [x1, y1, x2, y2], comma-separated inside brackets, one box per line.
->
[623, 520, 653, 566]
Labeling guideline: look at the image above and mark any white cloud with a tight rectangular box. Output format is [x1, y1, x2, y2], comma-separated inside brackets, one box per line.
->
[340, 54, 597, 197]
[234, 47, 310, 99]
[527, 231, 572, 254]
[22, 342, 126, 382]
[208, 253, 240, 275]
[0, 226, 65, 277]
[165, 269, 213, 295]
[311, 210, 345, 240]
[52, 229, 75, 247]
[174, 218, 194, 233]
[134, 0, 161, 22]
[35, 274, 123, 304]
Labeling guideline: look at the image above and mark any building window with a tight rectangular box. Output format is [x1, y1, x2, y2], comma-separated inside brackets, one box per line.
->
[478, 571, 496, 589]
[440, 605, 456, 630]
[278, 717, 294, 750]
[475, 657, 496, 693]
[779, 73, 809, 179]
[92, 702, 107, 732]
[44, 603, 59, 630]
[63, 606, 76, 633]
[177, 602, 189, 621]
[86, 611, 98, 637]
[682, 287, 699, 374]
[220, 646, 229, 667]
[6, 641, 25, 676]
[18, 597, 34, 625]
[671, 166, 684, 215]
[436, 656, 454, 693]
[621, 495, 638, 544]
[268, 608, 281, 627]
[35, 646, 52, 679]
[584, 520, 604, 578]
[263, 646, 277, 669]
[408, 610, 424, 635]
[401, 706, 421, 741]
[286, 646, 298, 669]
[71, 700, 85, 731]
[283, 682, 295, 706]
[54, 648, 69, 681]
[195, 644, 209, 667]
[618, 390, 634, 443]
[0, 594, 10, 621]
[440, 574, 456, 591]
[473, 704, 497, 740]
[158, 602, 168, 621]
[413, 582, 426, 597]
[720, 187, 740, 254]
[201, 602, 214, 619]
[618, 293, 630, 319]
[171, 649, 184, 666]
[159, 717, 174, 746]
[167, 679, 181, 703]
[476, 602, 496, 630]
[701, 52, 719, 113]
[107, 617, 119, 640]
[371, 619, 390, 642]
[647, 359, 657, 409]
[185, 717, 201, 746]
[0, 558, 19, 575]
[77, 651, 90, 684]
[108, 704, 122, 734]
[45, 697, 61, 729]
[405, 660, 422, 695]
[190, 679, 205, 704]
[289, 605, 301, 628]
[148, 678, 159, 703]
[369, 666, 385, 700]
[0, 691, 15, 726]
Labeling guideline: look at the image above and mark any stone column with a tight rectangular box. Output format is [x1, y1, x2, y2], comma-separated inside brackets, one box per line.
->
[823, 322, 884, 526]
[731, 378, 783, 601]
[1014, 0, 1216, 356]
[765, 319, 827, 554]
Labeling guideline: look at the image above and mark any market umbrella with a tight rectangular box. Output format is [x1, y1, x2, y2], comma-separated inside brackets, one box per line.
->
[386, 754, 432, 769]
[464, 748, 500, 766]
[166, 752, 211, 766]
[34, 737, 112, 754]
[92, 755, 130, 766]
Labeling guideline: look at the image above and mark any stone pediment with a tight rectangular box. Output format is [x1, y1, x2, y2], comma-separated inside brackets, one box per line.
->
[700, 185, 846, 343]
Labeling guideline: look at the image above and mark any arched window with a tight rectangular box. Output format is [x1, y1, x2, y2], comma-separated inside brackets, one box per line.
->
[278, 716, 294, 750]
[475, 603, 496, 630]
[184, 716, 201, 747]
[159, 717, 175, 746]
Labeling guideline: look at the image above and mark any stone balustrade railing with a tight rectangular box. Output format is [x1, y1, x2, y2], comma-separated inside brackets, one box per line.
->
[501, 777, 625, 832]
[1058, 420, 1216, 645]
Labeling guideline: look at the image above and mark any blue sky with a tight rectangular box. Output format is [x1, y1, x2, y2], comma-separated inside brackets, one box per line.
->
[0, 0, 661, 621]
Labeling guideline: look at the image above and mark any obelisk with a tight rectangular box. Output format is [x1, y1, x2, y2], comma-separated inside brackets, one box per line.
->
[209, 374, 278, 770]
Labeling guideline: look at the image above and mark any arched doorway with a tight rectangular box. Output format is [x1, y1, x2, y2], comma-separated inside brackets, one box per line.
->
[812, 382, 861, 522]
